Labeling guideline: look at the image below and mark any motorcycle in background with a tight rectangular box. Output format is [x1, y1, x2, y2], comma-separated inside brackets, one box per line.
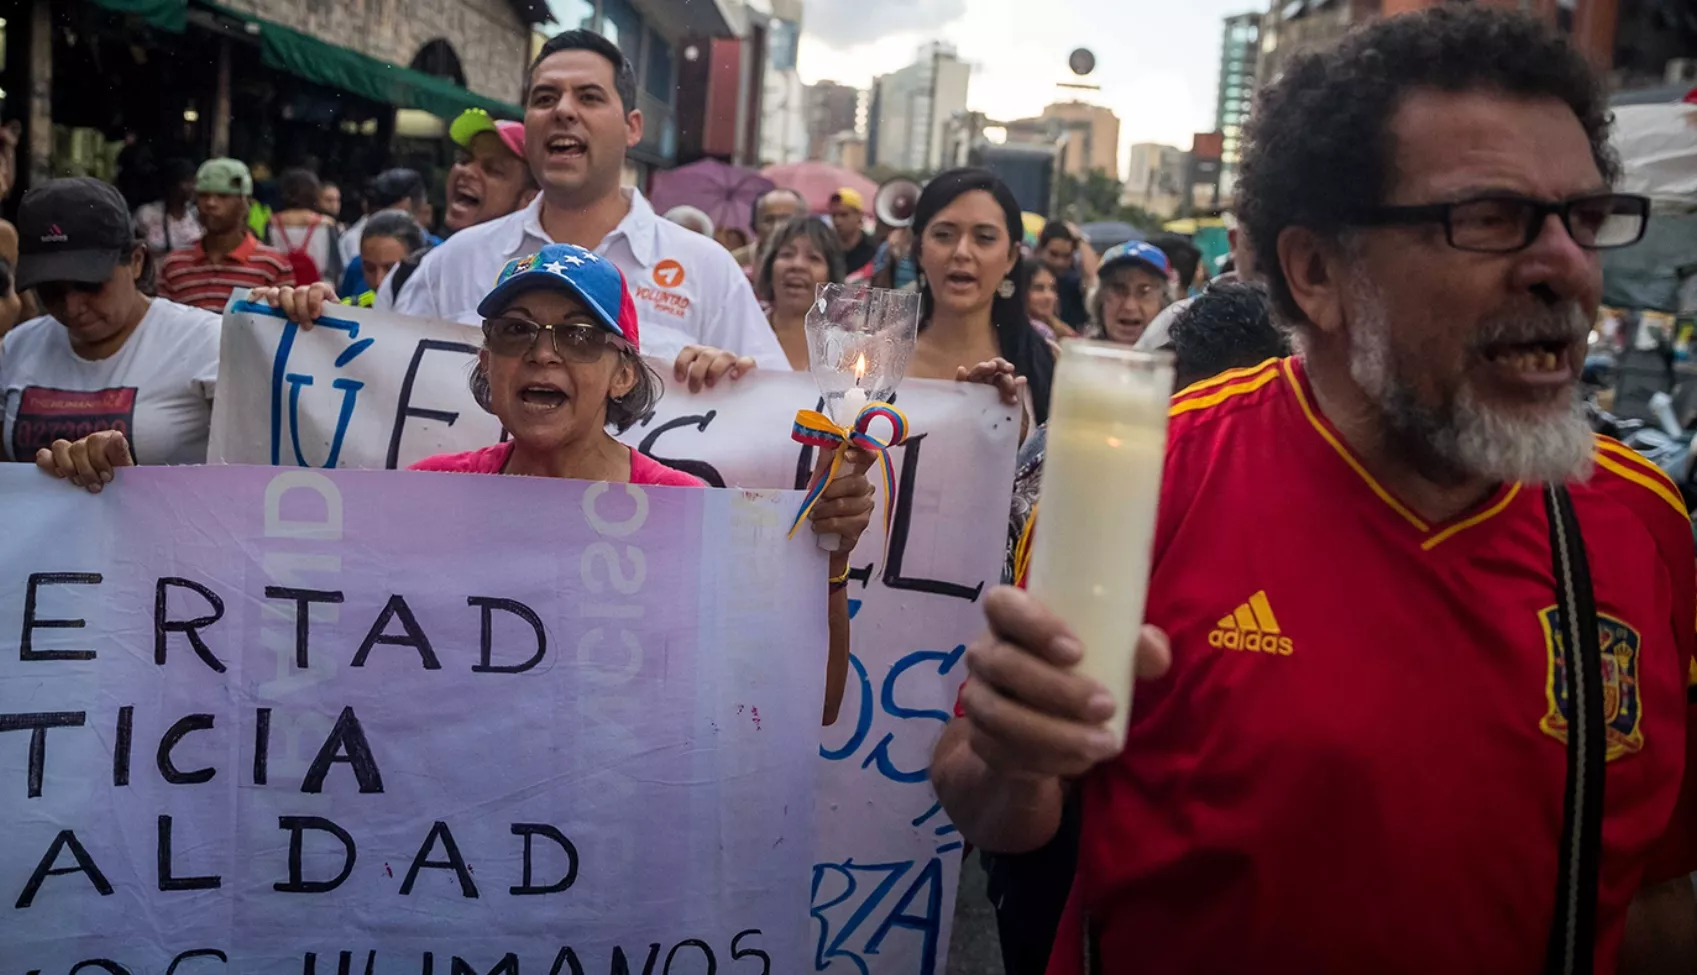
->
[1585, 351, 1697, 518]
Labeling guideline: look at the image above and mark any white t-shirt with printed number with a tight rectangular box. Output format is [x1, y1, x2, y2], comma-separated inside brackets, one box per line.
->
[0, 298, 220, 465]
[382, 189, 789, 369]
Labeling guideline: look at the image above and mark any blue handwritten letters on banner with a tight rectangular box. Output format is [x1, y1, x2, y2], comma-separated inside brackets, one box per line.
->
[208, 303, 1022, 975]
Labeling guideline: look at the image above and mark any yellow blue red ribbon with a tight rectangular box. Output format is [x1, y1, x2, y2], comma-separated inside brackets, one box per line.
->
[789, 402, 909, 542]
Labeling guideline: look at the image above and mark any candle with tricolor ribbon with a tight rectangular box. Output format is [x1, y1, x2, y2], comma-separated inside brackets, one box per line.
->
[838, 354, 870, 426]
[790, 401, 908, 553]
[798, 283, 922, 553]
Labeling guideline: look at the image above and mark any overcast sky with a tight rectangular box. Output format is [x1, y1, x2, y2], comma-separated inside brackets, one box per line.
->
[797, 0, 1262, 169]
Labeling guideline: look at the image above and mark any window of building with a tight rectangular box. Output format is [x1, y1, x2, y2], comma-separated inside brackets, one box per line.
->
[769, 18, 799, 72]
[545, 0, 595, 33]
[644, 27, 674, 100]
[600, 0, 644, 61]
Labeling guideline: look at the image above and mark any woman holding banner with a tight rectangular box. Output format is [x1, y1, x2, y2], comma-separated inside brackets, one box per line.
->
[5, 178, 220, 472]
[40, 243, 875, 726]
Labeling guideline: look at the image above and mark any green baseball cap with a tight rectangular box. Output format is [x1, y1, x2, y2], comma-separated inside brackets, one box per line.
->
[450, 108, 526, 157]
[195, 157, 253, 197]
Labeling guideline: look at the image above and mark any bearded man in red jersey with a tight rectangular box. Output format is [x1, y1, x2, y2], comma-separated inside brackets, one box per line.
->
[932, 8, 1697, 974]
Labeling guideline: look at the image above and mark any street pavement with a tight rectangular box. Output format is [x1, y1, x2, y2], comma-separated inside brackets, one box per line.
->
[948, 852, 1006, 974]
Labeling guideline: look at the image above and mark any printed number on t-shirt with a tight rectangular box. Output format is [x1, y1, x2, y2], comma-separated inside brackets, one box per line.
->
[11, 386, 138, 458]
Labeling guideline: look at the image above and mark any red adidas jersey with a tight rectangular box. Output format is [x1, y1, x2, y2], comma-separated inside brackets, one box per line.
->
[1039, 357, 1696, 975]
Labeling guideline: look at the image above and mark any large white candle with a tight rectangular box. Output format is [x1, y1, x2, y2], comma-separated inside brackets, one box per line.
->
[1026, 341, 1172, 746]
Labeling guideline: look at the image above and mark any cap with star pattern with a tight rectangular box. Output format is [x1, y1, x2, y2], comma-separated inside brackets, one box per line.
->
[476, 243, 642, 353]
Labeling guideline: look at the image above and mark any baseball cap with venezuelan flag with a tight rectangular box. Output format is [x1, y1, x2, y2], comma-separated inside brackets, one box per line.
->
[477, 243, 641, 353]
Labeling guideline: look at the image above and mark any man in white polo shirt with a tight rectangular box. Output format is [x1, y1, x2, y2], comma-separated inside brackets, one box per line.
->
[384, 30, 786, 370]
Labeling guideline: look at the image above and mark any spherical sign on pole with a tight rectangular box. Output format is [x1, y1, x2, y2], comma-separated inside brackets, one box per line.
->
[1068, 48, 1096, 77]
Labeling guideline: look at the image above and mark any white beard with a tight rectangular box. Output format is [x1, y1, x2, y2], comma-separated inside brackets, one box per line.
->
[1345, 277, 1594, 486]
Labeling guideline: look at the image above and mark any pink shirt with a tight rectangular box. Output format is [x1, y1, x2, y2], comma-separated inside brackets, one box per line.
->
[410, 441, 707, 487]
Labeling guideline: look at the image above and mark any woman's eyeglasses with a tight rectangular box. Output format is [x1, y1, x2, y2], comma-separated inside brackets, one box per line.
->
[1353, 192, 1650, 253]
[1102, 280, 1164, 303]
[482, 317, 617, 362]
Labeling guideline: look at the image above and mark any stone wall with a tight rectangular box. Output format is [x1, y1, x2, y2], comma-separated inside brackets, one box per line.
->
[225, 0, 530, 103]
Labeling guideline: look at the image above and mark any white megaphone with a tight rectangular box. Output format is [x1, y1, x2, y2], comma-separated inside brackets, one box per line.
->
[874, 178, 922, 228]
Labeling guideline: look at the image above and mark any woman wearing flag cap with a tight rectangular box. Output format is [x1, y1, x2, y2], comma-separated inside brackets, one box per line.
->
[228, 244, 876, 724]
[1082, 240, 1174, 346]
[409, 243, 874, 723]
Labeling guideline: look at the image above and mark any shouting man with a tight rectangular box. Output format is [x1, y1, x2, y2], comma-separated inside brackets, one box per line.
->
[389, 30, 785, 368]
[931, 8, 1695, 974]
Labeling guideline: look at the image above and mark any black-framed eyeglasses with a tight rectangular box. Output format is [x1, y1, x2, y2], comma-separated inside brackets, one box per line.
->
[1354, 192, 1650, 253]
[482, 317, 616, 362]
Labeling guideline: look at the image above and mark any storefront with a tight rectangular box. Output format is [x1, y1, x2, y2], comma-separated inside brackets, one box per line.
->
[5, 0, 527, 220]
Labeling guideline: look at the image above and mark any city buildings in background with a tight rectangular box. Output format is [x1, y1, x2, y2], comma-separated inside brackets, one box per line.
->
[1256, 0, 1695, 94]
[824, 132, 869, 171]
[868, 42, 971, 173]
[1216, 12, 1259, 199]
[1123, 142, 1188, 217]
[1003, 102, 1122, 181]
[1187, 130, 1225, 213]
[673, 0, 782, 171]
[755, 0, 807, 167]
[805, 81, 865, 161]
[546, 0, 739, 182]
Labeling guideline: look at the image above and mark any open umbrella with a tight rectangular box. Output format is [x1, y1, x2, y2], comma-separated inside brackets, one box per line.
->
[762, 161, 879, 215]
[1021, 212, 1047, 247]
[1080, 221, 1145, 251]
[647, 159, 775, 235]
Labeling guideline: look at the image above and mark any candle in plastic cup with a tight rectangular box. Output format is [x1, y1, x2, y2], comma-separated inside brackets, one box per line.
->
[820, 357, 870, 551]
[838, 387, 869, 426]
[1025, 341, 1173, 746]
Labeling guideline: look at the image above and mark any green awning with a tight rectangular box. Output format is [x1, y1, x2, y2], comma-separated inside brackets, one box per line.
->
[208, 5, 523, 121]
[91, 0, 188, 32]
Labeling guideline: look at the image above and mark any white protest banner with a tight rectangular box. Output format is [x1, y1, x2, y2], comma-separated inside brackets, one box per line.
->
[209, 299, 503, 470]
[0, 465, 823, 973]
[210, 301, 1023, 975]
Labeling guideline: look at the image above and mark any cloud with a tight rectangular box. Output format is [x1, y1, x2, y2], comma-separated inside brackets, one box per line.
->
[801, 0, 968, 48]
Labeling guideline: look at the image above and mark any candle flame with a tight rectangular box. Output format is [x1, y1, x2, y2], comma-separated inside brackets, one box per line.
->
[853, 353, 867, 382]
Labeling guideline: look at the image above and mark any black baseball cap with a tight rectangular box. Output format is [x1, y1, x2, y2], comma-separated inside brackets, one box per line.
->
[15, 178, 135, 292]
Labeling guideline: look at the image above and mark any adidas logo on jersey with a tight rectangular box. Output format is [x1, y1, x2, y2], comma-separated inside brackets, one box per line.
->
[1208, 590, 1294, 655]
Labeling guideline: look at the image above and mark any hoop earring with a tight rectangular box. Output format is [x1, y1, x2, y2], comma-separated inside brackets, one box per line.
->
[997, 277, 1015, 299]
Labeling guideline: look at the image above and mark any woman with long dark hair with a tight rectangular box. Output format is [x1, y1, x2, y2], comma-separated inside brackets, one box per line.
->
[907, 169, 1055, 424]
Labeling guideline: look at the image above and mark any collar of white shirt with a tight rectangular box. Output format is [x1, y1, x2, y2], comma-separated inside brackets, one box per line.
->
[503, 187, 659, 268]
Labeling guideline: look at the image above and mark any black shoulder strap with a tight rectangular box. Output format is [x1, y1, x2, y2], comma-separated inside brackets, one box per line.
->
[1543, 483, 1606, 975]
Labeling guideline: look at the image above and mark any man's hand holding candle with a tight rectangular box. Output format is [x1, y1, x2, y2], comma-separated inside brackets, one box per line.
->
[959, 587, 1171, 776]
[928, 587, 1171, 853]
